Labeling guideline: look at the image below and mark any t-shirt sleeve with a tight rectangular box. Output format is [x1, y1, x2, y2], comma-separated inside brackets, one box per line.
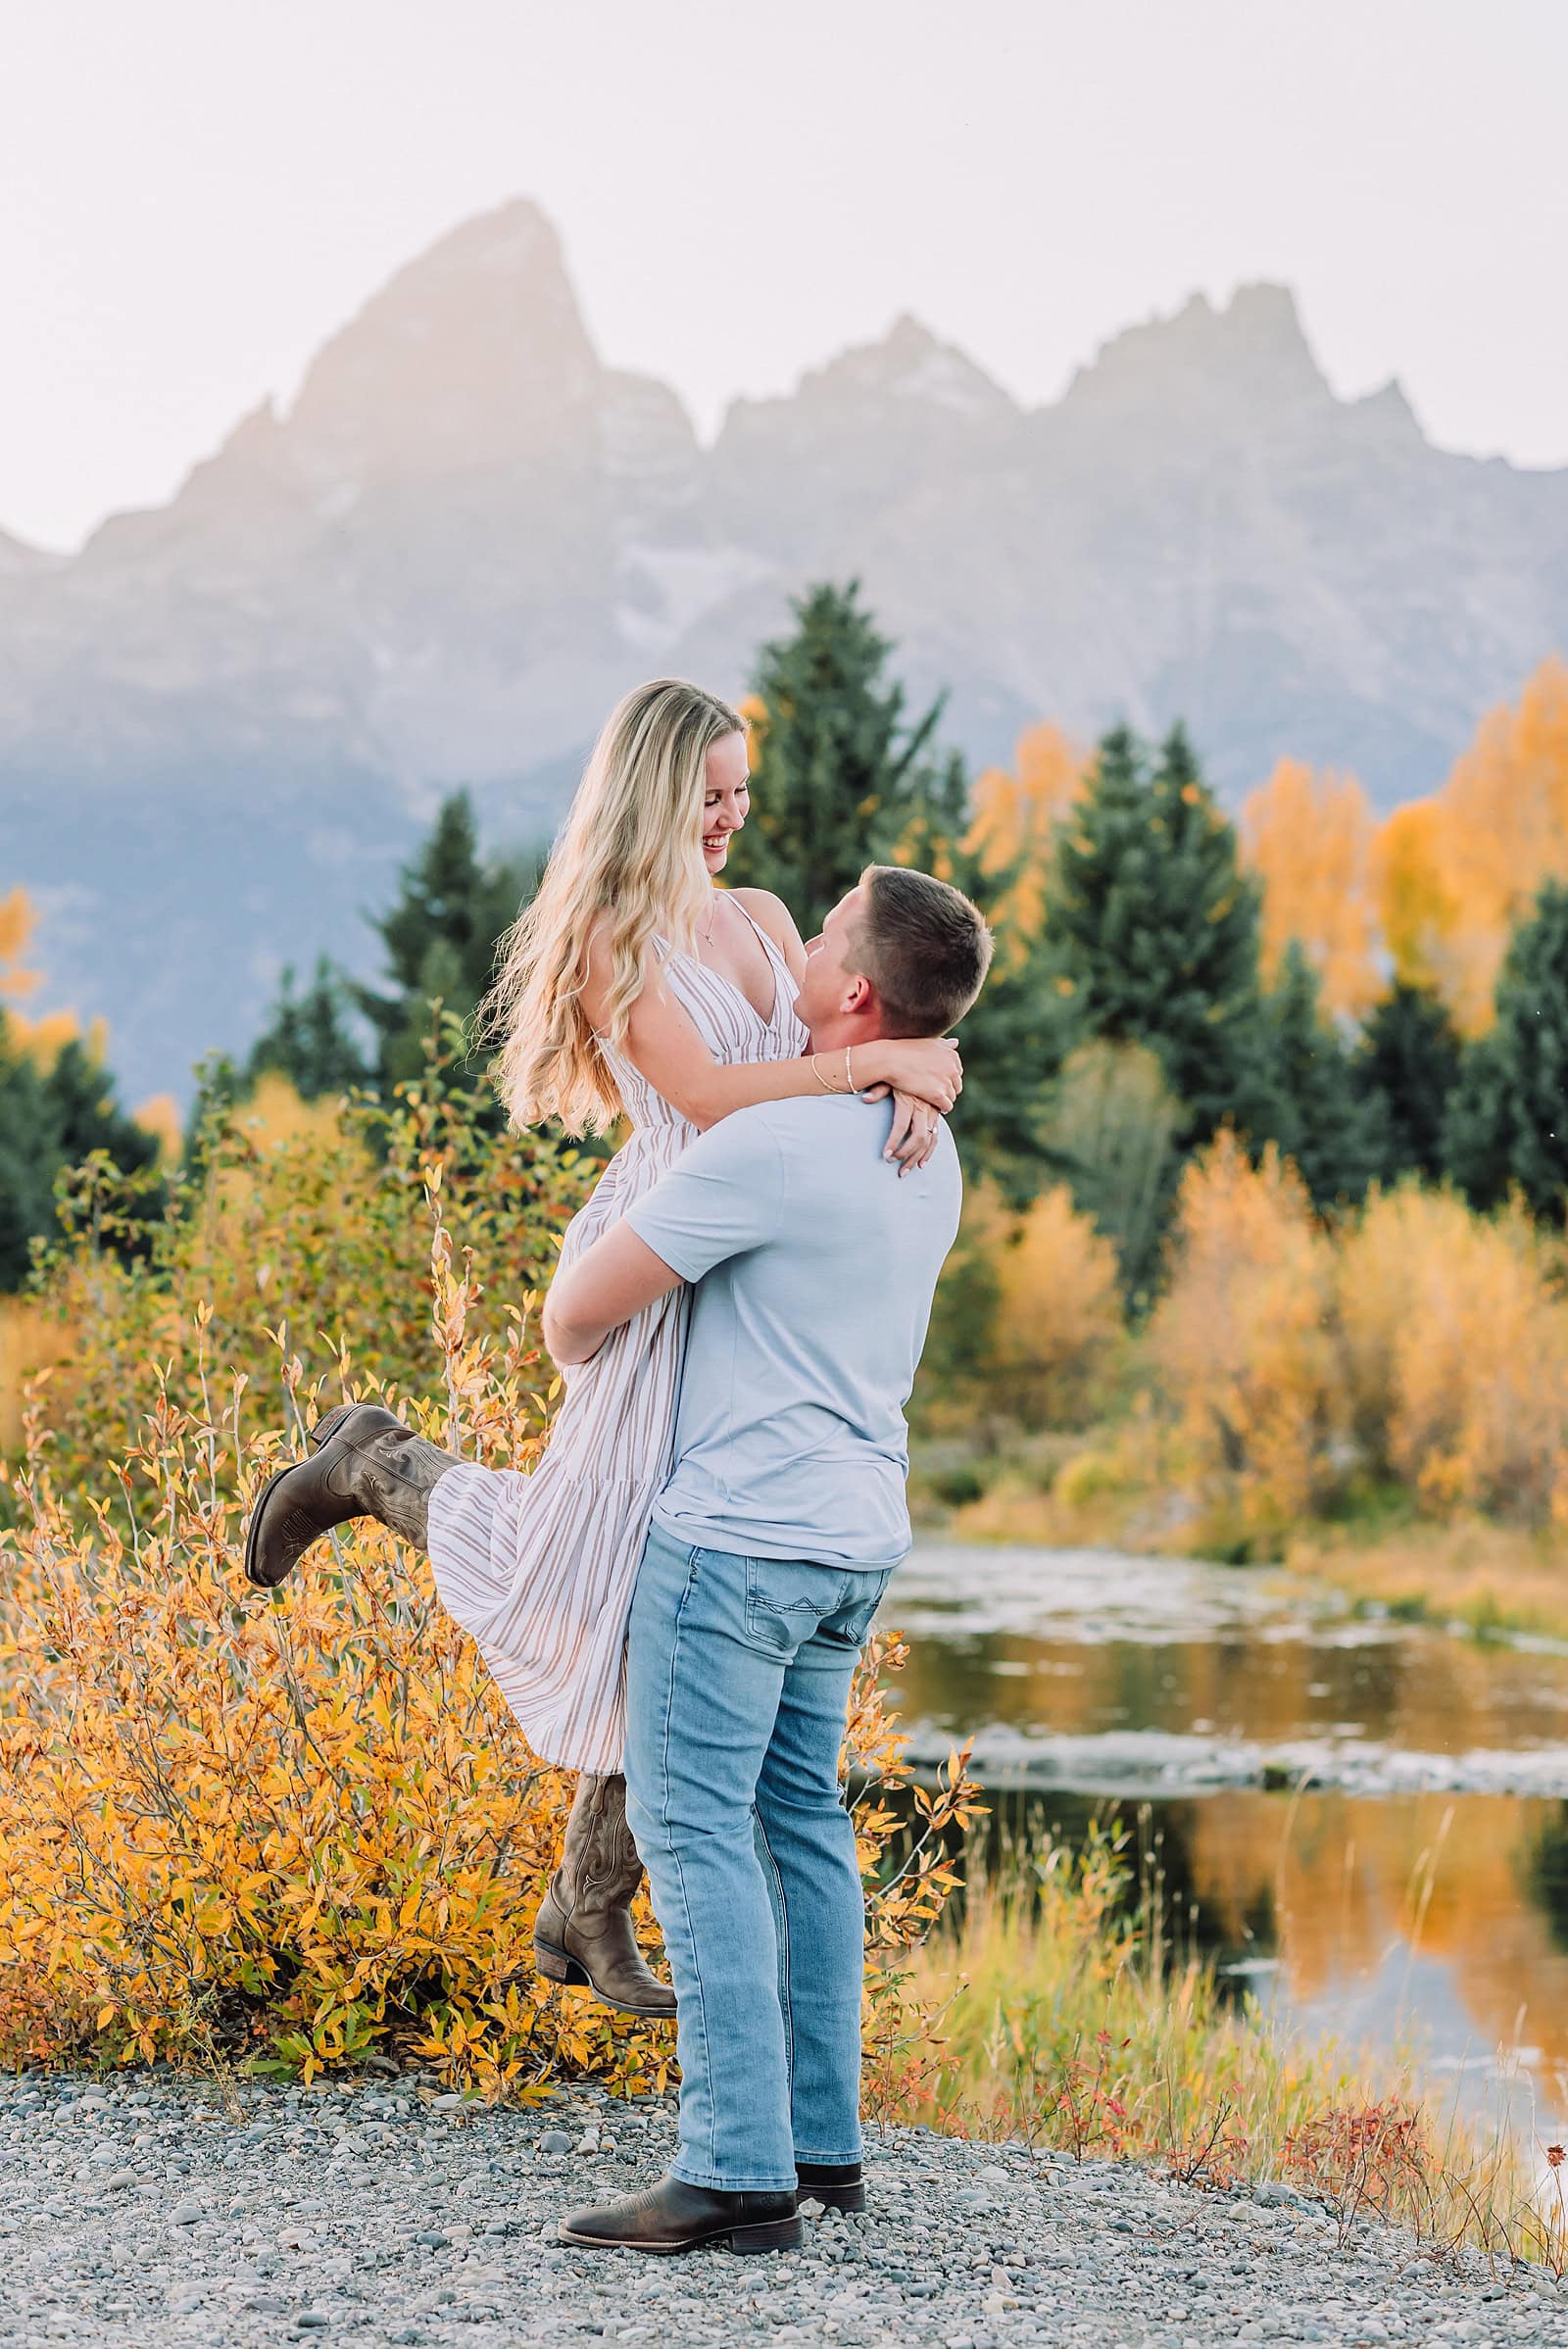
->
[623, 1112, 788, 1283]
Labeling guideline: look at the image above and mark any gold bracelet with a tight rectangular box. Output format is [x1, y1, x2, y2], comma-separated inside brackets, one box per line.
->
[810, 1052, 836, 1094]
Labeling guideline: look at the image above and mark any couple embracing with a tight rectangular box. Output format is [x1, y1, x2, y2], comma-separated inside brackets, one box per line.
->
[245, 678, 992, 2254]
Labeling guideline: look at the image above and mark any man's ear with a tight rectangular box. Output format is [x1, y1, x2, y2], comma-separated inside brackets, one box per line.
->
[842, 971, 875, 1017]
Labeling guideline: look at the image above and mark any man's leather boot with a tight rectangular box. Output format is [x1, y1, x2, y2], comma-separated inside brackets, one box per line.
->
[244, 1400, 464, 1589]
[559, 2173, 801, 2255]
[533, 1773, 677, 2019]
[795, 2160, 865, 2213]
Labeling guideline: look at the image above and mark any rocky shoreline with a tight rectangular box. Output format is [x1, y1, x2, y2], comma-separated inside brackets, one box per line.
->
[901, 1727, 1568, 1801]
[2, 2070, 1562, 2346]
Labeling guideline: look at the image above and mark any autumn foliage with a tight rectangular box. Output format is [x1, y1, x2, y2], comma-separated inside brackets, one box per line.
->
[966, 1181, 1124, 1428]
[1241, 759, 1382, 1020]
[0, 1038, 977, 2084]
[1148, 1134, 1339, 1541]
[1148, 1140, 1568, 1540]
[1373, 656, 1568, 1033]
[1234, 661, 1568, 1040]
[964, 722, 1087, 949]
[1336, 1187, 1568, 1524]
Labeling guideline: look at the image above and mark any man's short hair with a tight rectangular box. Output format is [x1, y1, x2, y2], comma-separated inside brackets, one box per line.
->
[854, 864, 994, 1036]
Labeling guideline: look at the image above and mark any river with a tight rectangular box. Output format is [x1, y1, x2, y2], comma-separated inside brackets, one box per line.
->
[891, 1542, 1568, 2154]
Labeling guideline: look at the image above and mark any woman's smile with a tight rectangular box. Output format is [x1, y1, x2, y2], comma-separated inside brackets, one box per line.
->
[703, 815, 741, 864]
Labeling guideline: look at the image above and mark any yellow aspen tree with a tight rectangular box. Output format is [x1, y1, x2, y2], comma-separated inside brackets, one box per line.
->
[963, 720, 1086, 948]
[0, 885, 41, 1003]
[130, 1093, 184, 1164]
[1371, 799, 1462, 1000]
[1240, 759, 1382, 1020]
[0, 883, 93, 1067]
[1413, 656, 1568, 1034]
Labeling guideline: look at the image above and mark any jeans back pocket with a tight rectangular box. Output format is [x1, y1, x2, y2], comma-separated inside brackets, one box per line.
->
[742, 1555, 834, 1659]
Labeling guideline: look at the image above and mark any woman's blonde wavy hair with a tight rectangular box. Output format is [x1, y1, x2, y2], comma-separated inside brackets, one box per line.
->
[479, 678, 746, 1134]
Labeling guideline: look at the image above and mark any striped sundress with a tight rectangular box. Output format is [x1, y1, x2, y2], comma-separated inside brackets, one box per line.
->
[425, 913, 808, 1774]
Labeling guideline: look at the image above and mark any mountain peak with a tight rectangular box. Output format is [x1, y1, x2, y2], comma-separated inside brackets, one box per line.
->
[1221, 279, 1316, 353]
[9, 197, 1568, 1130]
[411, 195, 565, 279]
[766, 311, 1017, 428]
[1061, 279, 1331, 434]
[284, 196, 602, 485]
[1351, 375, 1423, 440]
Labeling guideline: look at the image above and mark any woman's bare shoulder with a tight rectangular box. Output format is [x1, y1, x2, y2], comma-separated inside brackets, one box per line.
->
[728, 887, 803, 950]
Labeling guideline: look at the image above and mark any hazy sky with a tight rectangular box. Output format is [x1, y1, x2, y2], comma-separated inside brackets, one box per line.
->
[6, 0, 1567, 552]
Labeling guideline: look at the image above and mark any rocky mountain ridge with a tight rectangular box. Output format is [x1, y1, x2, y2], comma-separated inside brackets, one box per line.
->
[4, 196, 1565, 1105]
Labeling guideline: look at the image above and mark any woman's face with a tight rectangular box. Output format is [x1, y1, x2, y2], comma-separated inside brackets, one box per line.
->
[701, 729, 751, 875]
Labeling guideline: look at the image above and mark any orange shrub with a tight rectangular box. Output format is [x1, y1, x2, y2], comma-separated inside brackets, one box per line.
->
[985, 1183, 1125, 1428]
[1336, 1185, 1568, 1524]
[0, 1036, 977, 2084]
[1148, 1133, 1339, 1539]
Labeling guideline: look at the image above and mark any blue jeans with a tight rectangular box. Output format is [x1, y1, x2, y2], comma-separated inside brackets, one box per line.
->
[623, 1524, 894, 2193]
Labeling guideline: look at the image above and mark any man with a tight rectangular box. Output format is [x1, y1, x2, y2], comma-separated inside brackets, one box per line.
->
[542, 863, 992, 2257]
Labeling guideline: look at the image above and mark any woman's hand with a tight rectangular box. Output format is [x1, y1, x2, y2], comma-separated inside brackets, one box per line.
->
[879, 1091, 943, 1173]
[856, 1035, 961, 1113]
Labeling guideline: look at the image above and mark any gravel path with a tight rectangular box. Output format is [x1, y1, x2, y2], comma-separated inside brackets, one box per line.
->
[3, 2071, 1563, 2346]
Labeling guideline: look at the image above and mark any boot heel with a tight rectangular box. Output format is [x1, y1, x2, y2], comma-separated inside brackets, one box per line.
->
[534, 1939, 591, 1989]
[804, 2181, 865, 2214]
[727, 2214, 803, 2254]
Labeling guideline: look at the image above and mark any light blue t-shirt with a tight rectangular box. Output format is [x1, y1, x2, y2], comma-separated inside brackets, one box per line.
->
[624, 1095, 962, 1568]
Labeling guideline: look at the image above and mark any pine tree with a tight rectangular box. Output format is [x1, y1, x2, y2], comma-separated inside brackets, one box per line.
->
[1444, 880, 1568, 1218]
[943, 933, 1075, 1201]
[1350, 983, 1461, 1184]
[1260, 942, 1382, 1210]
[349, 792, 539, 1092]
[894, 739, 1075, 1198]
[0, 1023, 61, 1289]
[1443, 1035, 1509, 1210]
[1047, 723, 1276, 1150]
[0, 1021, 164, 1288]
[725, 580, 948, 926]
[723, 582, 1067, 1188]
[247, 954, 370, 1101]
[45, 1037, 163, 1186]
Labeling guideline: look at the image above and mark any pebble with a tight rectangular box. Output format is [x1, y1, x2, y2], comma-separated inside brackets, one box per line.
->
[0, 2072, 1561, 2345]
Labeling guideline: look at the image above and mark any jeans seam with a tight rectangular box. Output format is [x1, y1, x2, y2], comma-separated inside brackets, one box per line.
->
[753, 1806, 794, 2108]
[660, 1545, 715, 2184]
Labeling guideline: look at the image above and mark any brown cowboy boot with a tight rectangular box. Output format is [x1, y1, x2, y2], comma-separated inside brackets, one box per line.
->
[244, 1400, 464, 1589]
[560, 2173, 800, 2255]
[533, 1773, 677, 2019]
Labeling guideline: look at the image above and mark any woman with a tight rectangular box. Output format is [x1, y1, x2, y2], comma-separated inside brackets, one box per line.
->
[243, 679, 960, 2017]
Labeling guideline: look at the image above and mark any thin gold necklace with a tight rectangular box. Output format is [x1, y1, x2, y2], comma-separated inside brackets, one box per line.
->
[703, 889, 718, 944]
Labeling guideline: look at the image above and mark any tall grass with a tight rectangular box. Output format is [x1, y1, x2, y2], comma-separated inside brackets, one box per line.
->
[870, 1813, 1568, 2272]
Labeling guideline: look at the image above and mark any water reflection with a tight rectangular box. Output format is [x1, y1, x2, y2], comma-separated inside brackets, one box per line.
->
[1522, 1809, 1568, 1957]
[890, 1546, 1568, 1794]
[890, 1545, 1568, 2142]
